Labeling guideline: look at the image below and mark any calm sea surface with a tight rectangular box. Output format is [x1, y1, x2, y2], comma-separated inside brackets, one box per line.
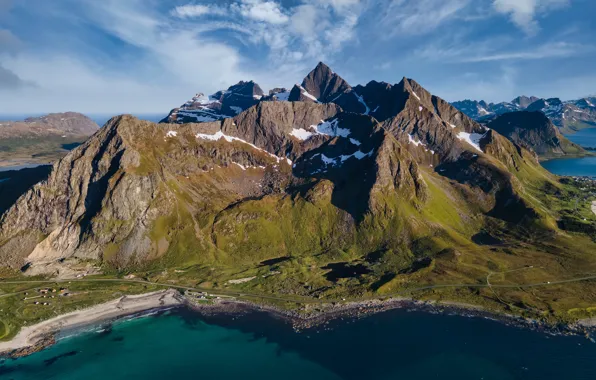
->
[1, 308, 596, 380]
[541, 129, 596, 178]
[566, 128, 596, 148]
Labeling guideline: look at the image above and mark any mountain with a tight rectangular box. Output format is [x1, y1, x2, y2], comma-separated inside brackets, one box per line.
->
[1, 63, 595, 319]
[161, 81, 265, 124]
[512, 96, 540, 109]
[453, 96, 596, 134]
[0, 112, 99, 167]
[0, 112, 98, 139]
[487, 111, 585, 158]
[288, 62, 368, 114]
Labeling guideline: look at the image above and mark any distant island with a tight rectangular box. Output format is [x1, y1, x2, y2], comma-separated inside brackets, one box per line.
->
[0, 112, 99, 169]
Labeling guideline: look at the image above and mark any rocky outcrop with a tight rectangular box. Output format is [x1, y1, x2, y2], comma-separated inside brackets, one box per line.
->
[161, 80, 265, 124]
[488, 111, 585, 158]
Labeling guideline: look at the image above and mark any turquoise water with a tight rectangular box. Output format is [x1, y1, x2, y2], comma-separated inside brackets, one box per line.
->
[2, 308, 596, 380]
[566, 128, 596, 148]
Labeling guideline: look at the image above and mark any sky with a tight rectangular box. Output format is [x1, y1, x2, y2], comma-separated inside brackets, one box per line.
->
[0, 0, 595, 115]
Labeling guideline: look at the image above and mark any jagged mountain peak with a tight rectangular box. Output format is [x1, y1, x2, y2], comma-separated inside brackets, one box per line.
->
[511, 95, 539, 108]
[297, 62, 352, 102]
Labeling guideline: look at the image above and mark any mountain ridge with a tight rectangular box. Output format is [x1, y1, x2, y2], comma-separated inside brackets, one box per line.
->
[1, 63, 596, 323]
[453, 96, 596, 134]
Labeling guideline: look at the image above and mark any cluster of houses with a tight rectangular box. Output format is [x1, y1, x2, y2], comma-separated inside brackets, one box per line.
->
[22, 287, 72, 305]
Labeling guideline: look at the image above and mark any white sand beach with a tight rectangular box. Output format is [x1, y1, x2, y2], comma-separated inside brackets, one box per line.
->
[0, 289, 183, 355]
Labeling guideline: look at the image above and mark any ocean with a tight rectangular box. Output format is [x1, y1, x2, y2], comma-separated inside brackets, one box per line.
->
[566, 128, 596, 149]
[2, 308, 595, 380]
[542, 157, 596, 178]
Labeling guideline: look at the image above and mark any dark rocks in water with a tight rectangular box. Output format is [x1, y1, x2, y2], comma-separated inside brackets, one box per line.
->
[43, 350, 78, 366]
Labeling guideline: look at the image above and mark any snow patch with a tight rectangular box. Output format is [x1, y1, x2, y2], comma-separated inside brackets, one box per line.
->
[233, 162, 247, 170]
[313, 119, 350, 138]
[229, 106, 243, 115]
[176, 111, 219, 123]
[408, 134, 423, 147]
[419, 106, 423, 112]
[349, 138, 361, 146]
[318, 150, 374, 167]
[412, 92, 421, 101]
[196, 130, 285, 163]
[449, 123, 457, 129]
[290, 128, 314, 141]
[372, 106, 380, 113]
[457, 132, 486, 153]
[354, 93, 370, 115]
[298, 85, 319, 102]
[166, 131, 178, 138]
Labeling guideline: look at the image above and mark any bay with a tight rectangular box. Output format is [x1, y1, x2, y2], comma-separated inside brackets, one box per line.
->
[542, 157, 596, 178]
[565, 128, 596, 148]
[2, 308, 595, 380]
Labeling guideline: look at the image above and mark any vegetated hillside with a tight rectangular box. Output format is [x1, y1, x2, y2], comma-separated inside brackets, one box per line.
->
[488, 111, 587, 159]
[0, 112, 99, 166]
[1, 64, 596, 321]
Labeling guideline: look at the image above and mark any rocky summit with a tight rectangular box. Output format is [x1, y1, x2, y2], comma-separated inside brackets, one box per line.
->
[453, 96, 596, 134]
[1, 63, 595, 316]
[161, 81, 265, 124]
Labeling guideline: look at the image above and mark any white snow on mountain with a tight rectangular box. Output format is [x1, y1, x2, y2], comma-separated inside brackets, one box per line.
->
[457, 132, 486, 153]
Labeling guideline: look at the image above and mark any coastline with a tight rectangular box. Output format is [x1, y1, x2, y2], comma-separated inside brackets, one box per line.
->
[0, 289, 184, 358]
[2, 289, 595, 359]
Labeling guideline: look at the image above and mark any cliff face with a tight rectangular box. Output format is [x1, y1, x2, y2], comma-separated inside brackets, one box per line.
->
[0, 64, 569, 279]
[488, 111, 586, 158]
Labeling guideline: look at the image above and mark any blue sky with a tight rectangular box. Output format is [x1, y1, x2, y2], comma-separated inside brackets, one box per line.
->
[0, 0, 595, 115]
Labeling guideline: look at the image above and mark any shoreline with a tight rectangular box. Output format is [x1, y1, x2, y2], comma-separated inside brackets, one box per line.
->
[2, 290, 595, 359]
[0, 289, 184, 358]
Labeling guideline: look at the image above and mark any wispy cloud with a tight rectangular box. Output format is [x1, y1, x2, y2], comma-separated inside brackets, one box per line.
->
[380, 0, 471, 36]
[413, 39, 591, 63]
[492, 0, 570, 35]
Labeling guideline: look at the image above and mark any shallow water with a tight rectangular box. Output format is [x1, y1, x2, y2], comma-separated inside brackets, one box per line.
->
[2, 308, 596, 380]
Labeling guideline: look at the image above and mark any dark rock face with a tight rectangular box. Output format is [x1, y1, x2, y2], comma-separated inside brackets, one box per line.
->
[299, 62, 351, 102]
[288, 62, 367, 114]
[0, 112, 99, 138]
[488, 111, 584, 157]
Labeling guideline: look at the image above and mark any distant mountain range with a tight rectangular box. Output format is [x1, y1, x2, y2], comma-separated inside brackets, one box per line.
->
[0, 112, 98, 139]
[0, 113, 99, 167]
[452, 96, 596, 134]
